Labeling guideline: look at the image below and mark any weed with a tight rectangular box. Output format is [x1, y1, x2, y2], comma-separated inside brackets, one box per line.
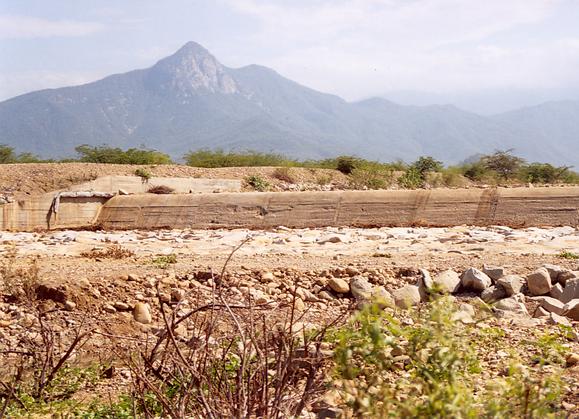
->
[80, 245, 135, 259]
[557, 250, 579, 260]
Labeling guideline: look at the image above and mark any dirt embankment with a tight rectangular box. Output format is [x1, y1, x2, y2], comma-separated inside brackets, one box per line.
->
[0, 163, 349, 196]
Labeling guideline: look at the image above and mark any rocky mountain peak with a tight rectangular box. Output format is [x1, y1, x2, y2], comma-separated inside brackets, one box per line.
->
[148, 41, 238, 95]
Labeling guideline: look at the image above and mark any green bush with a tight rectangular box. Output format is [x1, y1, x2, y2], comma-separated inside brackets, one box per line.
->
[398, 167, 424, 188]
[349, 162, 394, 189]
[134, 167, 152, 180]
[75, 145, 172, 165]
[245, 174, 270, 191]
[520, 163, 573, 184]
[184, 149, 294, 167]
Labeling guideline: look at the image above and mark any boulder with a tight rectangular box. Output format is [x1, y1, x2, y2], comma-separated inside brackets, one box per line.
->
[393, 285, 422, 309]
[533, 306, 550, 318]
[133, 302, 152, 324]
[547, 312, 571, 326]
[373, 286, 395, 307]
[417, 268, 433, 301]
[497, 275, 524, 296]
[495, 297, 528, 314]
[563, 299, 579, 321]
[532, 296, 566, 315]
[327, 278, 350, 294]
[526, 268, 552, 296]
[549, 283, 565, 301]
[433, 270, 461, 294]
[350, 276, 374, 301]
[483, 265, 505, 281]
[558, 271, 578, 286]
[461, 268, 492, 292]
[561, 278, 579, 303]
[543, 264, 565, 283]
[481, 285, 506, 303]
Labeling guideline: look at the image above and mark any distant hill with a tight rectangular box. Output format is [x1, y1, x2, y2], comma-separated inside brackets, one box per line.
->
[0, 41, 577, 167]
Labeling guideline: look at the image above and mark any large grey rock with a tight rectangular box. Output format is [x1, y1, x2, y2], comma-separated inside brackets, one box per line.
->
[563, 299, 579, 321]
[495, 297, 528, 314]
[373, 286, 395, 307]
[558, 271, 578, 286]
[481, 285, 507, 303]
[461, 268, 492, 292]
[497, 275, 524, 296]
[327, 278, 350, 294]
[417, 268, 433, 301]
[433, 270, 461, 294]
[350, 276, 374, 301]
[393, 285, 422, 309]
[483, 265, 505, 281]
[527, 268, 552, 296]
[543, 264, 565, 283]
[532, 296, 566, 315]
[133, 302, 152, 324]
[561, 278, 579, 303]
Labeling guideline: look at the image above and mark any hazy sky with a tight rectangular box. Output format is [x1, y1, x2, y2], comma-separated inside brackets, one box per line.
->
[2, 0, 579, 107]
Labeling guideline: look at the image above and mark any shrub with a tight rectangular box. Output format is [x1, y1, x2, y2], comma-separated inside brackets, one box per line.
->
[75, 145, 172, 164]
[348, 162, 394, 189]
[461, 161, 490, 181]
[398, 167, 423, 189]
[272, 167, 295, 183]
[147, 185, 175, 194]
[184, 149, 293, 167]
[334, 156, 362, 174]
[411, 156, 443, 176]
[134, 167, 152, 180]
[520, 163, 572, 184]
[245, 174, 270, 191]
[80, 245, 135, 259]
[558, 250, 579, 260]
[152, 254, 177, 268]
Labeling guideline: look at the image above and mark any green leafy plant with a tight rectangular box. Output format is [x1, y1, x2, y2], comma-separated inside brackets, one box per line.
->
[245, 174, 270, 191]
[76, 145, 172, 165]
[134, 167, 152, 180]
[557, 250, 579, 260]
[152, 254, 177, 268]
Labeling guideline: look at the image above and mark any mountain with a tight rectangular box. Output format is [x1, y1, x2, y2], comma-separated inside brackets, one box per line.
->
[0, 41, 577, 167]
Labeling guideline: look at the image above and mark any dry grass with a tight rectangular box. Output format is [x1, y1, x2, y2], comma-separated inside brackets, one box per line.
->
[80, 245, 135, 259]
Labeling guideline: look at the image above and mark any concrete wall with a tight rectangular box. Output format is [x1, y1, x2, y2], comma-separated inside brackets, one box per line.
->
[0, 194, 109, 231]
[97, 187, 579, 230]
[67, 176, 241, 194]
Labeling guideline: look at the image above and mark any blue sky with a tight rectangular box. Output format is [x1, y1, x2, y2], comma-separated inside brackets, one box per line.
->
[2, 0, 579, 108]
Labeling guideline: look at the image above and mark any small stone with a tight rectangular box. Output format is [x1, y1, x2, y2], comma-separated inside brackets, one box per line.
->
[527, 268, 552, 296]
[566, 353, 579, 367]
[260, 272, 275, 282]
[461, 268, 492, 292]
[483, 265, 505, 281]
[294, 297, 306, 311]
[103, 304, 116, 313]
[345, 266, 360, 276]
[113, 302, 131, 311]
[127, 273, 139, 282]
[547, 312, 571, 326]
[433, 270, 461, 294]
[497, 275, 524, 297]
[373, 286, 394, 307]
[318, 291, 335, 301]
[481, 285, 506, 303]
[171, 289, 186, 302]
[350, 276, 374, 301]
[64, 300, 76, 311]
[393, 285, 421, 309]
[563, 299, 579, 320]
[133, 302, 152, 324]
[327, 278, 350, 294]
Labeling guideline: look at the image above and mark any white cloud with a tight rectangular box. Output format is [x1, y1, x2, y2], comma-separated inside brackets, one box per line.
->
[0, 15, 104, 40]
[222, 0, 572, 99]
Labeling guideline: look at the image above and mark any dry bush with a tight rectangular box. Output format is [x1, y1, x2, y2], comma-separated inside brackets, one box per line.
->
[272, 167, 295, 183]
[80, 245, 135, 259]
[118, 240, 346, 418]
[147, 184, 175, 194]
[0, 244, 40, 304]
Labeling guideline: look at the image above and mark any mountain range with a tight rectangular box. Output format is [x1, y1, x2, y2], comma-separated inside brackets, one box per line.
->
[0, 41, 577, 167]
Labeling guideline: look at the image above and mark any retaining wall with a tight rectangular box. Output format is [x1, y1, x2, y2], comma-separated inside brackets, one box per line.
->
[97, 187, 579, 230]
